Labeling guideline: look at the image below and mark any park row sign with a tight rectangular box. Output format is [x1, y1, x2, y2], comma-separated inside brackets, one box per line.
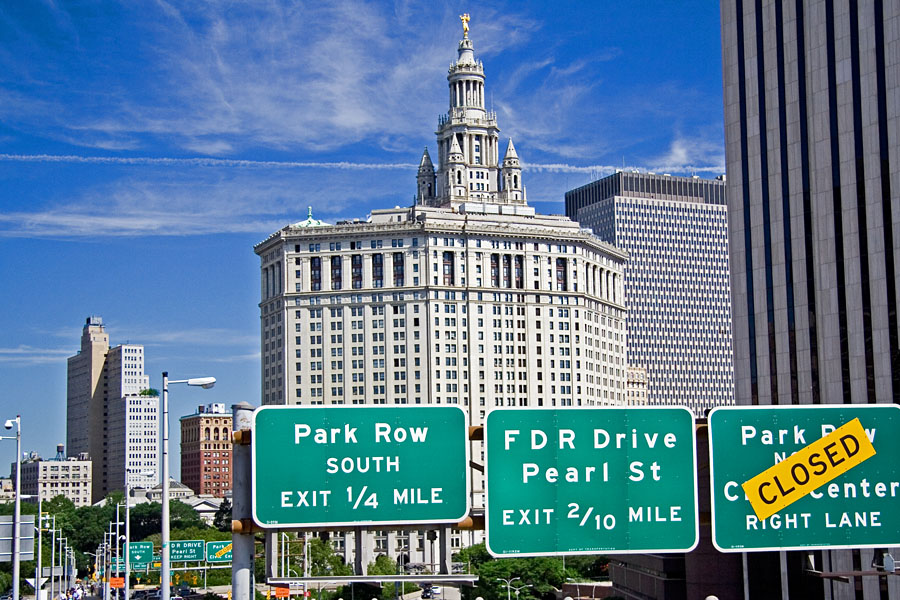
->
[252, 406, 470, 527]
[249, 405, 900, 556]
[709, 405, 900, 552]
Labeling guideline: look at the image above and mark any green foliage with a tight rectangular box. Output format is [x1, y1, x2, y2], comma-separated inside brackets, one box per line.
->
[454, 544, 608, 600]
[0, 491, 212, 592]
[0, 571, 11, 594]
[213, 498, 232, 532]
[139, 388, 160, 396]
[365, 555, 418, 600]
[308, 537, 351, 576]
[366, 555, 397, 576]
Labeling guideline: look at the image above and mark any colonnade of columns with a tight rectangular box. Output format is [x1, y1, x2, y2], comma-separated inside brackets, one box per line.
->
[450, 78, 484, 108]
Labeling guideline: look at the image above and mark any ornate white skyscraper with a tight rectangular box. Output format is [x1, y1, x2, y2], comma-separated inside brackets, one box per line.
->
[255, 17, 627, 566]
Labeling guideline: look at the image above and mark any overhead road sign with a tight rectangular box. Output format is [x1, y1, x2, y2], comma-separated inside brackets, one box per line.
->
[485, 407, 698, 556]
[206, 541, 232, 563]
[0, 515, 35, 561]
[128, 541, 153, 563]
[169, 540, 204, 562]
[708, 405, 900, 552]
[252, 406, 470, 528]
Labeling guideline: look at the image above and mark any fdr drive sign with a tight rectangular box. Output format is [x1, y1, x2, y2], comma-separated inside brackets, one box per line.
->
[485, 407, 698, 557]
[708, 405, 900, 552]
[252, 406, 469, 528]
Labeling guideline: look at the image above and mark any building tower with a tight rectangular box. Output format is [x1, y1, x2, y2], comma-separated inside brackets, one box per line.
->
[722, 0, 900, 598]
[255, 16, 628, 566]
[426, 18, 524, 208]
[66, 317, 159, 499]
[180, 403, 232, 497]
[499, 139, 523, 203]
[66, 317, 108, 499]
[566, 171, 734, 416]
[416, 148, 436, 204]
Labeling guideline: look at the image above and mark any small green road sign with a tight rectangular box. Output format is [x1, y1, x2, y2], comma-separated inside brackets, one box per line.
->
[485, 407, 698, 556]
[709, 405, 900, 552]
[252, 406, 470, 528]
[205, 541, 232, 563]
[128, 542, 153, 563]
[170, 540, 204, 562]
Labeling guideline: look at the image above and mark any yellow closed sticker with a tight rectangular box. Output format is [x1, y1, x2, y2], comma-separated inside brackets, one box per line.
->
[742, 418, 876, 521]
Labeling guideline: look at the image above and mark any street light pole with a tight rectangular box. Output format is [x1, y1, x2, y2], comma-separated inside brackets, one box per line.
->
[2, 416, 22, 600]
[496, 577, 520, 600]
[30, 495, 44, 600]
[57, 537, 66, 599]
[49, 518, 56, 600]
[124, 496, 130, 600]
[160, 372, 215, 600]
[122, 470, 151, 600]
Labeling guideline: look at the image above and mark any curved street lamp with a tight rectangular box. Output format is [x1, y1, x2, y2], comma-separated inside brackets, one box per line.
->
[496, 577, 520, 600]
[160, 373, 215, 600]
[2, 416, 22, 600]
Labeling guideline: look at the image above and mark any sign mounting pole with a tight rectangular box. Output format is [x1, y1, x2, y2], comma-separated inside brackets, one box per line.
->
[232, 402, 255, 600]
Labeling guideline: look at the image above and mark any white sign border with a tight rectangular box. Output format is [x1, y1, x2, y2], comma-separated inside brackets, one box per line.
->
[708, 404, 900, 553]
[484, 405, 700, 557]
[251, 404, 472, 529]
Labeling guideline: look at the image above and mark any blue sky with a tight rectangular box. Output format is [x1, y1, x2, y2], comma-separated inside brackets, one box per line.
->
[0, 1, 724, 481]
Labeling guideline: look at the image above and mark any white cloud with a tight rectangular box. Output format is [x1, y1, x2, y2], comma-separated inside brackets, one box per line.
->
[0, 345, 72, 365]
[0, 163, 409, 238]
[647, 135, 725, 174]
[208, 352, 262, 364]
[129, 327, 257, 347]
[0, 2, 549, 156]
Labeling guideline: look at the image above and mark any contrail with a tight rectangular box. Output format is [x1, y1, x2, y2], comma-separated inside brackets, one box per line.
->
[0, 153, 725, 175]
[0, 154, 416, 170]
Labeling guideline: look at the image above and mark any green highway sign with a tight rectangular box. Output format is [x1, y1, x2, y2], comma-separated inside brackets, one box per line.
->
[485, 407, 698, 556]
[115, 559, 149, 571]
[252, 406, 470, 527]
[170, 540, 204, 561]
[205, 541, 232, 563]
[128, 542, 153, 563]
[709, 405, 900, 552]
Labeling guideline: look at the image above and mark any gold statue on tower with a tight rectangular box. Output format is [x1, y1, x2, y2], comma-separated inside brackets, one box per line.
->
[460, 13, 470, 38]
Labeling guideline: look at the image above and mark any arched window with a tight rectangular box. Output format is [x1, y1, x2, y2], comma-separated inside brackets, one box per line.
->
[456, 171, 461, 185]
[513, 174, 518, 188]
[204, 427, 211, 441]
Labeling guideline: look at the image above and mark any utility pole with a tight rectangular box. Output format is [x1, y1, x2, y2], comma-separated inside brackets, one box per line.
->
[231, 403, 254, 600]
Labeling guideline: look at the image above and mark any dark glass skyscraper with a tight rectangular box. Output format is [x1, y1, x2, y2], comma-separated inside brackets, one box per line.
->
[722, 0, 900, 597]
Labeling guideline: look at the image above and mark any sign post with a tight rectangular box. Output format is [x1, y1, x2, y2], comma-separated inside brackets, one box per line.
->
[252, 406, 469, 527]
[485, 407, 698, 556]
[708, 405, 900, 551]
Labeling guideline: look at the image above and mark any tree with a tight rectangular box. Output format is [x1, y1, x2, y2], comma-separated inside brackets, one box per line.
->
[366, 554, 418, 600]
[308, 537, 351, 576]
[454, 544, 606, 600]
[213, 498, 232, 532]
